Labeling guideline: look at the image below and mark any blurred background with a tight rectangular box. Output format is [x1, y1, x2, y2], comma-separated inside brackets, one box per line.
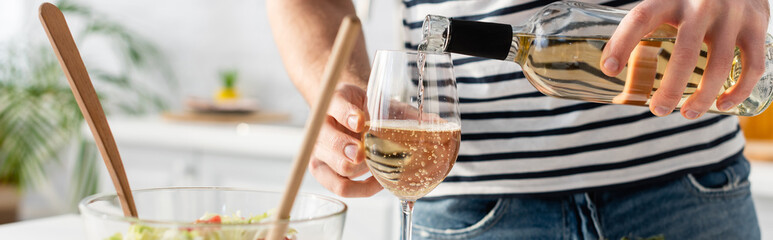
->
[0, 0, 773, 239]
[0, 0, 403, 239]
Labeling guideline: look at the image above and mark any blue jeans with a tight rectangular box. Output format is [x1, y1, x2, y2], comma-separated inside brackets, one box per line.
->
[413, 156, 760, 239]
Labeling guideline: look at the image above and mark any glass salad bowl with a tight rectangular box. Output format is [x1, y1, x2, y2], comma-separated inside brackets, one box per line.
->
[79, 187, 347, 240]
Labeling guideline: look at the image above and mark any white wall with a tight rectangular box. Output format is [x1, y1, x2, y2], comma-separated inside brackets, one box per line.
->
[0, 1, 24, 40]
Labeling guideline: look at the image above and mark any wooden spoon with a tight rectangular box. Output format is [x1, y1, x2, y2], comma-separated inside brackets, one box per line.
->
[266, 15, 362, 240]
[39, 2, 138, 218]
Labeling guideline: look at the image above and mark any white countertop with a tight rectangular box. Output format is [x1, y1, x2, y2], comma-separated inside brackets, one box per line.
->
[87, 117, 304, 159]
[0, 214, 83, 240]
[752, 161, 773, 198]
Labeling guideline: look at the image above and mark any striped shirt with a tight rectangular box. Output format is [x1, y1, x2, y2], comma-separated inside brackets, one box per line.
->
[401, 0, 745, 198]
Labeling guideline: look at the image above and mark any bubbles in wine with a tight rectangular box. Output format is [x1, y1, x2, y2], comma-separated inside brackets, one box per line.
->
[363, 120, 461, 200]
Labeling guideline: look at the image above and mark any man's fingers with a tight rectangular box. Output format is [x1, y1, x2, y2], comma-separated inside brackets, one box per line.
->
[312, 142, 370, 178]
[328, 85, 367, 133]
[313, 117, 368, 177]
[717, 32, 768, 111]
[601, 1, 674, 76]
[650, 20, 708, 116]
[309, 159, 383, 198]
[681, 33, 737, 118]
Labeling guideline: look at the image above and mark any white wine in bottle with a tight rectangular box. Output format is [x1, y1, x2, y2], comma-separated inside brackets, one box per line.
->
[419, 1, 773, 116]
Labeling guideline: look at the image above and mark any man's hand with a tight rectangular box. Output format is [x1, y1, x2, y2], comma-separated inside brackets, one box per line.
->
[309, 83, 383, 197]
[267, 0, 374, 197]
[601, 0, 770, 119]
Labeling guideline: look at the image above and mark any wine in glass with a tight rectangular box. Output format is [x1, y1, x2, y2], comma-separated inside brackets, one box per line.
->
[363, 50, 461, 240]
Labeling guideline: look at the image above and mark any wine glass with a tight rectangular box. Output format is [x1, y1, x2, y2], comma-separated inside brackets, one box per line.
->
[363, 50, 461, 240]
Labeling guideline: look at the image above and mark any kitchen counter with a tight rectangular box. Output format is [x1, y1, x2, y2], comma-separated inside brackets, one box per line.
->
[752, 159, 773, 198]
[91, 116, 304, 159]
[0, 214, 83, 240]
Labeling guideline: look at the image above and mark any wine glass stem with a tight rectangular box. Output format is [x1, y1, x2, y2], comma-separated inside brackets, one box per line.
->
[400, 199, 415, 240]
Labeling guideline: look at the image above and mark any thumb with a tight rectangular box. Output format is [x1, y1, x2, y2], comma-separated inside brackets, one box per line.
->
[327, 84, 367, 132]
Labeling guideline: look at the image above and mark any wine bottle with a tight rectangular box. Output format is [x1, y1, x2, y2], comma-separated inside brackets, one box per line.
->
[419, 1, 773, 116]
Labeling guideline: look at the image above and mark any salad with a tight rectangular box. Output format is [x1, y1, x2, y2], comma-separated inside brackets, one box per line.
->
[106, 211, 297, 240]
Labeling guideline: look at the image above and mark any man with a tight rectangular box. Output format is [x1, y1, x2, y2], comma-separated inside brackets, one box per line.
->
[267, 0, 769, 238]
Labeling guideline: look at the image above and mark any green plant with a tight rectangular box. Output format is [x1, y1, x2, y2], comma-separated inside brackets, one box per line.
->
[220, 69, 238, 89]
[0, 0, 173, 208]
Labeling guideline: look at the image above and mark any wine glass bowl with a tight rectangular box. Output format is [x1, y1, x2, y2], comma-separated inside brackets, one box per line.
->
[363, 120, 461, 200]
[364, 50, 461, 239]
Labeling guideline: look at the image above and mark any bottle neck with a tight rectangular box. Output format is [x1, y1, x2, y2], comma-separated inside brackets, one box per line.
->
[420, 15, 520, 62]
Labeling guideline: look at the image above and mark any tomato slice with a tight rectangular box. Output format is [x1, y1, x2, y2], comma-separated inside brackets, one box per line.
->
[194, 215, 222, 224]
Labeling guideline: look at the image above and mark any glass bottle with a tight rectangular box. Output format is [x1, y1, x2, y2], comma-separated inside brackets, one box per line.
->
[419, 1, 773, 116]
